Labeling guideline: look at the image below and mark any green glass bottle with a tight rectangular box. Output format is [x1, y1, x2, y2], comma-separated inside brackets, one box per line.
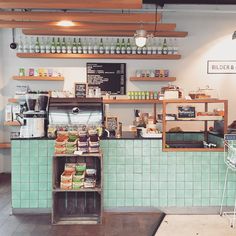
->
[72, 38, 77, 53]
[126, 38, 131, 54]
[61, 37, 67, 53]
[50, 37, 56, 53]
[115, 38, 121, 54]
[56, 37, 61, 53]
[35, 37, 40, 53]
[99, 38, 104, 54]
[121, 38, 126, 54]
[162, 38, 168, 55]
[77, 38, 83, 54]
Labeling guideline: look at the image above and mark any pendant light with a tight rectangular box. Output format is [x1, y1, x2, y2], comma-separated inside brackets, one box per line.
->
[134, 28, 148, 47]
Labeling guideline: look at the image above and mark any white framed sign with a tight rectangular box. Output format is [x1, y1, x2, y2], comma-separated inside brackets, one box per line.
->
[207, 60, 236, 74]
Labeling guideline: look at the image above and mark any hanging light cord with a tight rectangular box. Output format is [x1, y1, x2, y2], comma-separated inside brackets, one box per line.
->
[153, 3, 158, 37]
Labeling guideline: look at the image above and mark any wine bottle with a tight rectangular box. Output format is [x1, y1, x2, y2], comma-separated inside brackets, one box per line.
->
[126, 38, 131, 54]
[121, 38, 126, 54]
[162, 38, 168, 55]
[40, 37, 46, 53]
[17, 36, 23, 53]
[110, 38, 115, 54]
[115, 38, 121, 54]
[137, 46, 142, 55]
[50, 37, 56, 53]
[72, 38, 77, 54]
[79, 38, 84, 54]
[56, 37, 61, 53]
[173, 38, 179, 55]
[99, 38, 105, 54]
[61, 37, 67, 53]
[151, 38, 157, 55]
[147, 38, 152, 55]
[35, 37, 40, 53]
[142, 44, 147, 54]
[29, 37, 35, 53]
[131, 39, 137, 54]
[105, 38, 110, 54]
[66, 38, 72, 54]
[167, 38, 173, 54]
[93, 38, 98, 54]
[157, 38, 163, 55]
[23, 37, 29, 53]
[88, 38, 93, 54]
[45, 37, 51, 54]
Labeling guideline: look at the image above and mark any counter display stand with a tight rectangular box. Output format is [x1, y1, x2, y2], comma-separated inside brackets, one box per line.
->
[162, 99, 228, 152]
[52, 152, 103, 225]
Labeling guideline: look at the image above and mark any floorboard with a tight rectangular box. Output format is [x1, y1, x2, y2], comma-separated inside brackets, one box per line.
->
[0, 173, 165, 236]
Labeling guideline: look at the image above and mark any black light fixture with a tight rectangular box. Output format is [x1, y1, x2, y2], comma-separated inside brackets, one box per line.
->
[232, 31, 236, 40]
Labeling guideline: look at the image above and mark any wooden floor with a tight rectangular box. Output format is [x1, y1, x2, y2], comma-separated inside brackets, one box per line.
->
[0, 173, 165, 236]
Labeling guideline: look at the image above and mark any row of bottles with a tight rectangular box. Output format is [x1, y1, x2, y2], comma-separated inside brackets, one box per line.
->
[17, 36, 179, 55]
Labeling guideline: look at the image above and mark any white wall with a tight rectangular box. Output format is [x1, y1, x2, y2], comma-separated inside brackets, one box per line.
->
[1, 6, 236, 172]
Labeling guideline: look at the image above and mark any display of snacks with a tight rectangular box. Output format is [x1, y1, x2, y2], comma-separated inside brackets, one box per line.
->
[60, 182, 72, 190]
[55, 147, 66, 154]
[73, 172, 85, 182]
[75, 163, 86, 173]
[61, 171, 73, 183]
[84, 177, 96, 188]
[64, 163, 76, 172]
[86, 169, 97, 176]
[72, 182, 84, 190]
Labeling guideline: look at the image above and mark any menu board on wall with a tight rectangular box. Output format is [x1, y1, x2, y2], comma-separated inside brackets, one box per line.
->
[74, 83, 87, 98]
[86, 63, 126, 95]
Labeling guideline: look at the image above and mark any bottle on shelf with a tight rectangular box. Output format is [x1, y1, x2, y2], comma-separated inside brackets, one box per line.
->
[105, 38, 110, 54]
[17, 36, 23, 53]
[157, 38, 163, 55]
[137, 45, 142, 54]
[45, 37, 51, 54]
[61, 37, 67, 53]
[66, 38, 72, 54]
[121, 38, 126, 54]
[131, 38, 137, 54]
[23, 36, 29, 53]
[173, 38, 179, 55]
[147, 38, 152, 55]
[110, 38, 115, 54]
[51, 37, 56, 54]
[93, 38, 99, 54]
[162, 38, 168, 55]
[142, 43, 147, 54]
[29, 37, 35, 53]
[72, 38, 77, 54]
[82, 39, 88, 54]
[34, 37, 40, 53]
[56, 37, 61, 53]
[88, 38, 93, 54]
[151, 38, 157, 54]
[168, 38, 174, 55]
[99, 38, 105, 54]
[126, 38, 131, 54]
[40, 37, 46, 53]
[115, 38, 121, 54]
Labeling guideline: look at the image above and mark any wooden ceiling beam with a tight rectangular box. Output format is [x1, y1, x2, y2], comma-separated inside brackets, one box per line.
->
[22, 29, 188, 37]
[0, 21, 176, 31]
[0, 0, 142, 9]
[0, 12, 160, 23]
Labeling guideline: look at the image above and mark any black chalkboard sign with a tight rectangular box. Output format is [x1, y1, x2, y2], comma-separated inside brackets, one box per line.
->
[75, 83, 87, 98]
[106, 116, 118, 132]
[178, 106, 196, 119]
[87, 63, 126, 95]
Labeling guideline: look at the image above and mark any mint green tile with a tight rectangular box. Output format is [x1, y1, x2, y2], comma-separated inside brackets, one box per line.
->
[126, 174, 134, 181]
[159, 172, 167, 181]
[134, 199, 142, 206]
[142, 190, 150, 198]
[142, 199, 150, 206]
[109, 140, 117, 148]
[108, 181, 116, 190]
[168, 173, 176, 181]
[125, 199, 134, 206]
[21, 191, 29, 200]
[134, 174, 142, 182]
[12, 148, 20, 158]
[125, 148, 134, 156]
[109, 148, 117, 156]
[143, 158, 150, 165]
[159, 189, 167, 198]
[151, 173, 158, 181]
[185, 190, 192, 198]
[108, 199, 117, 207]
[143, 165, 150, 173]
[126, 190, 134, 198]
[116, 140, 125, 147]
[185, 198, 193, 206]
[151, 148, 159, 157]
[227, 198, 235, 206]
[116, 173, 125, 181]
[108, 165, 116, 173]
[30, 191, 39, 200]
[21, 200, 30, 208]
[193, 198, 202, 206]
[39, 191, 48, 200]
[125, 140, 133, 148]
[39, 183, 47, 191]
[168, 198, 176, 206]
[21, 175, 29, 182]
[12, 174, 20, 183]
[108, 190, 117, 199]
[134, 190, 142, 198]
[210, 181, 219, 190]
[109, 173, 116, 182]
[210, 198, 220, 206]
[125, 182, 133, 190]
[12, 182, 21, 191]
[210, 165, 218, 173]
[104, 165, 109, 173]
[39, 156, 48, 165]
[38, 200, 47, 208]
[117, 148, 125, 157]
[30, 200, 39, 208]
[193, 190, 202, 198]
[12, 191, 21, 200]
[176, 189, 185, 198]
[176, 165, 184, 173]
[117, 199, 125, 206]
[21, 148, 29, 157]
[142, 173, 150, 181]
[151, 190, 159, 198]
[159, 198, 167, 207]
[117, 190, 125, 198]
[134, 148, 142, 156]
[185, 182, 193, 190]
[116, 182, 125, 190]
[134, 182, 142, 190]
[126, 165, 133, 173]
[142, 148, 150, 156]
[133, 157, 142, 164]
[39, 148, 47, 157]
[134, 140, 142, 148]
[21, 183, 30, 191]
[117, 165, 125, 173]
[30, 183, 39, 190]
[39, 174, 48, 182]
[168, 182, 176, 190]
[194, 182, 202, 190]
[12, 140, 21, 149]
[151, 157, 159, 164]
[142, 182, 150, 190]
[109, 156, 116, 165]
[176, 182, 184, 189]
[125, 156, 133, 165]
[39, 165, 47, 174]
[176, 198, 185, 206]
[12, 199, 21, 208]
[227, 189, 236, 197]
[151, 140, 159, 148]
[100, 140, 109, 148]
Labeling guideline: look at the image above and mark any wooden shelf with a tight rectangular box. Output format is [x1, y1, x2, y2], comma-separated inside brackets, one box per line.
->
[4, 121, 21, 126]
[53, 187, 101, 193]
[163, 147, 224, 152]
[0, 143, 11, 149]
[17, 53, 181, 60]
[54, 152, 102, 158]
[12, 76, 64, 81]
[162, 99, 227, 103]
[103, 99, 162, 104]
[130, 77, 176, 82]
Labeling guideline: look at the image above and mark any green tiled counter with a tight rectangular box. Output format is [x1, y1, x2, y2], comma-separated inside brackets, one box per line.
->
[11, 139, 236, 213]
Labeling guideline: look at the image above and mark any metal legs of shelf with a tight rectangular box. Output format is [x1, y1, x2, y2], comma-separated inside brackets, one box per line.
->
[220, 167, 236, 228]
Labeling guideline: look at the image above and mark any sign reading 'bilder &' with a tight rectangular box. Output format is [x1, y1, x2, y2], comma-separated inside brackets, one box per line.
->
[207, 60, 236, 74]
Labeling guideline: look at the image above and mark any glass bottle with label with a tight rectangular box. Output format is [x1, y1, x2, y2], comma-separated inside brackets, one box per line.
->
[110, 38, 115, 54]
[173, 38, 179, 55]
[115, 38, 121, 54]
[137, 45, 142, 54]
[40, 37, 46, 53]
[131, 39, 137, 54]
[126, 38, 131, 54]
[23, 36, 29, 53]
[56, 37, 61, 53]
[78, 38, 83, 54]
[99, 38, 105, 54]
[66, 38, 72, 54]
[17, 36, 23, 53]
[45, 37, 51, 54]
[142, 43, 147, 54]
[162, 38, 168, 55]
[29, 37, 35, 53]
[93, 38, 98, 54]
[88, 38, 93, 54]
[61, 37, 67, 53]
[34, 37, 40, 53]
[50, 37, 56, 53]
[82, 38, 87, 54]
[121, 38, 126, 54]
[105, 38, 110, 54]
[157, 38, 163, 54]
[168, 38, 173, 54]
[72, 38, 77, 54]
[147, 38, 152, 55]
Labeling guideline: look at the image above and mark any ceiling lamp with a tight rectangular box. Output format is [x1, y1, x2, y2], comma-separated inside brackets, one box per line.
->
[134, 29, 150, 47]
[232, 31, 236, 40]
[57, 20, 74, 27]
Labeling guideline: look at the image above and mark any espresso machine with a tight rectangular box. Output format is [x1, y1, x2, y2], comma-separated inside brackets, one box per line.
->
[20, 91, 49, 138]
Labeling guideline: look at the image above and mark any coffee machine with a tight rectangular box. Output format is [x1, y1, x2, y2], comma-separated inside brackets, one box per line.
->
[20, 91, 49, 138]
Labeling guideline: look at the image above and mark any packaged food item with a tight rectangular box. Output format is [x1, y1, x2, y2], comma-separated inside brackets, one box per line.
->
[55, 147, 66, 154]
[64, 163, 76, 172]
[86, 169, 97, 176]
[61, 171, 73, 183]
[73, 172, 85, 182]
[72, 182, 84, 190]
[60, 182, 72, 190]
[75, 163, 86, 173]
[84, 177, 96, 188]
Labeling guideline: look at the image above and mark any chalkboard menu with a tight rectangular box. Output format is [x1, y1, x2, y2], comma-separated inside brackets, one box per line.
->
[178, 106, 196, 119]
[87, 63, 126, 95]
[75, 83, 87, 98]
[106, 116, 118, 132]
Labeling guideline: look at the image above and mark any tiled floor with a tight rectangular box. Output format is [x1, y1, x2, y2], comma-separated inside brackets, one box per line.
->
[156, 215, 236, 236]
